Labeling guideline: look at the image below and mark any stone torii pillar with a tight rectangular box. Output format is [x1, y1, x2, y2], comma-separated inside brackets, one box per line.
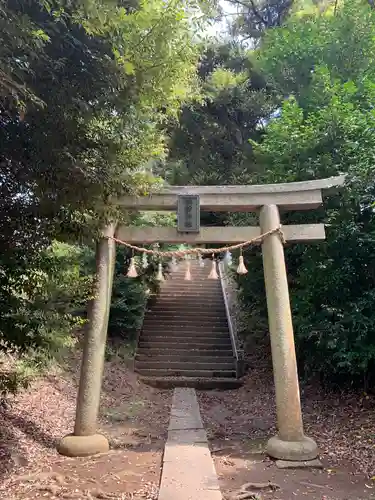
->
[57, 223, 116, 457]
[260, 205, 317, 460]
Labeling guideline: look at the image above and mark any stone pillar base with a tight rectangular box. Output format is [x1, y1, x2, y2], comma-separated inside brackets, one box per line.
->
[266, 435, 318, 461]
[57, 433, 109, 457]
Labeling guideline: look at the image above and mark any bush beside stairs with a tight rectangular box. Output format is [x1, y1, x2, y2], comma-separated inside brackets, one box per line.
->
[135, 260, 243, 389]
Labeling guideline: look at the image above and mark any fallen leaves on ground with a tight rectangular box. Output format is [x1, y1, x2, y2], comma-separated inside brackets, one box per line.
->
[198, 351, 375, 479]
[0, 348, 171, 499]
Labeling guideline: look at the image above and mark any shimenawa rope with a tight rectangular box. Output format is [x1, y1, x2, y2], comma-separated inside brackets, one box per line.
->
[107, 225, 285, 258]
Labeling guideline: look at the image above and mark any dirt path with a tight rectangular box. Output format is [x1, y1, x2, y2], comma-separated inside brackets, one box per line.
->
[198, 356, 375, 500]
[0, 351, 172, 499]
[1, 346, 374, 500]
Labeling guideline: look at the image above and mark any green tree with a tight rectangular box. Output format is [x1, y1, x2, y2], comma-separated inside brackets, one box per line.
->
[228, 0, 294, 43]
[0, 242, 92, 395]
[0, 0, 213, 392]
[166, 43, 275, 186]
[162, 42, 276, 235]
[225, 1, 375, 44]
[241, 0, 375, 387]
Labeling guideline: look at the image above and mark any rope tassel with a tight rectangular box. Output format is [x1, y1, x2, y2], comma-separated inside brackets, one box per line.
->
[126, 257, 138, 278]
[208, 256, 219, 280]
[224, 250, 233, 267]
[156, 262, 164, 282]
[170, 256, 178, 272]
[142, 252, 148, 269]
[184, 259, 192, 281]
[198, 253, 205, 268]
[237, 252, 248, 275]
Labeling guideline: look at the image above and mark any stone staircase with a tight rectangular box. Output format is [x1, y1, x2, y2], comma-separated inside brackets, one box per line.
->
[135, 260, 242, 388]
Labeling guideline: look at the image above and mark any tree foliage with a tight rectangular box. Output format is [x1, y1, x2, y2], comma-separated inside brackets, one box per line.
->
[0, 0, 213, 392]
[0, 0, 206, 238]
[225, 0, 375, 44]
[228, 0, 294, 42]
[0, 242, 90, 396]
[241, 0, 375, 387]
[166, 0, 375, 389]
[165, 42, 275, 187]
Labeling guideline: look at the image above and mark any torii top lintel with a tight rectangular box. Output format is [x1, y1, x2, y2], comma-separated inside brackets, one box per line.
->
[117, 175, 345, 212]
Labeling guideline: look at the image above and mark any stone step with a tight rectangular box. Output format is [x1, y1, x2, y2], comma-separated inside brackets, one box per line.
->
[143, 319, 227, 326]
[141, 331, 228, 338]
[143, 322, 228, 332]
[147, 305, 225, 312]
[139, 336, 231, 344]
[167, 269, 218, 272]
[161, 282, 221, 295]
[145, 313, 226, 320]
[149, 304, 225, 311]
[139, 376, 242, 389]
[134, 360, 235, 370]
[147, 315, 225, 322]
[141, 331, 229, 337]
[142, 322, 228, 330]
[138, 347, 232, 355]
[164, 270, 218, 274]
[164, 278, 218, 283]
[140, 331, 229, 339]
[136, 354, 234, 363]
[161, 282, 220, 286]
[163, 275, 221, 280]
[152, 303, 224, 310]
[162, 284, 221, 291]
[135, 368, 236, 378]
[136, 348, 234, 357]
[155, 292, 222, 298]
[148, 309, 224, 316]
[154, 299, 223, 306]
[151, 305, 224, 312]
[142, 319, 227, 327]
[145, 309, 226, 317]
[163, 286, 214, 290]
[141, 322, 229, 338]
[151, 303, 224, 310]
[152, 295, 223, 302]
[139, 341, 231, 351]
[143, 313, 228, 331]
[157, 292, 221, 296]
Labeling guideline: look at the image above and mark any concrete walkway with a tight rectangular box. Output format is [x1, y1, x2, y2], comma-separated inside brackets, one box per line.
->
[158, 388, 222, 500]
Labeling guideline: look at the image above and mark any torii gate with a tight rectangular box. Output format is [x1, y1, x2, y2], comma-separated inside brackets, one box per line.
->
[57, 175, 345, 462]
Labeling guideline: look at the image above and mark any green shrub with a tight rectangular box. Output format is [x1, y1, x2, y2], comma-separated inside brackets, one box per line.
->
[108, 245, 167, 339]
[0, 241, 92, 396]
[226, 0, 375, 389]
